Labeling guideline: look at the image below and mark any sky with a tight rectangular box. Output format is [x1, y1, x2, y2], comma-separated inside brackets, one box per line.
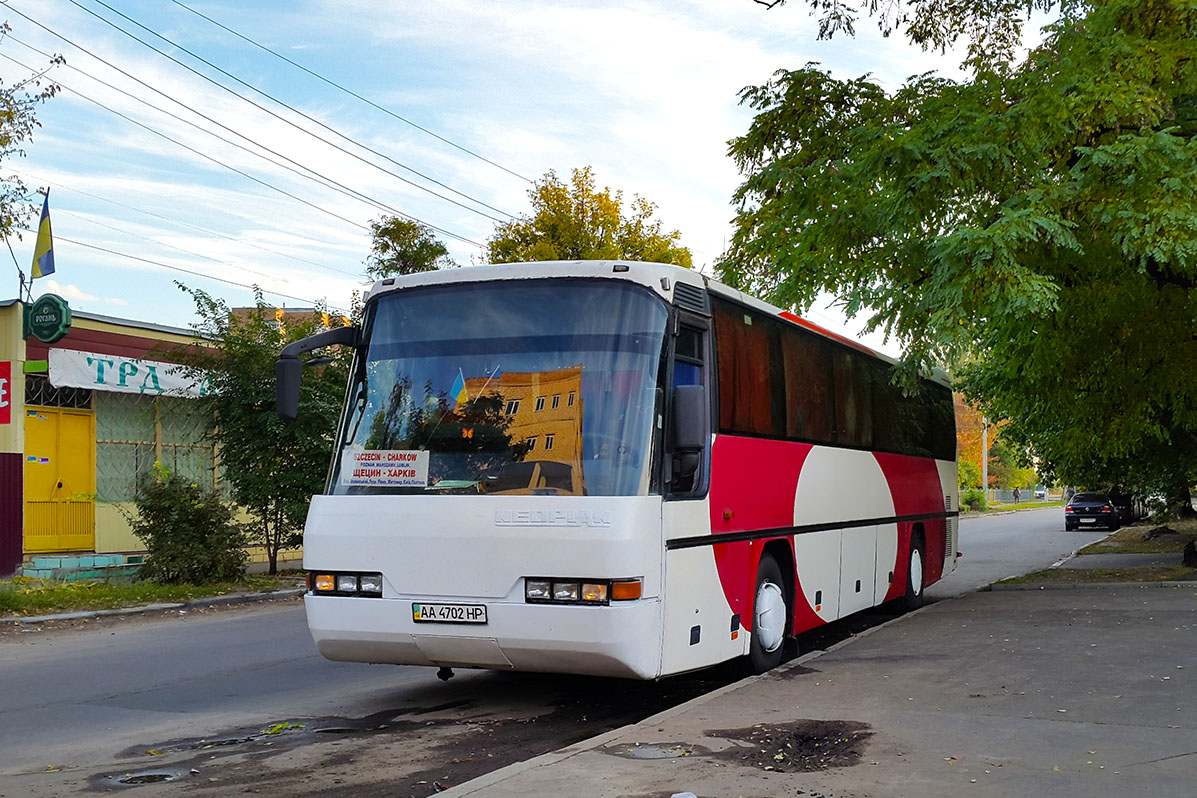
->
[0, 0, 976, 354]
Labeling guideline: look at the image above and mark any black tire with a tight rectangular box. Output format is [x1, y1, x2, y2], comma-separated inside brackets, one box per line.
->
[748, 554, 789, 674]
[898, 535, 926, 612]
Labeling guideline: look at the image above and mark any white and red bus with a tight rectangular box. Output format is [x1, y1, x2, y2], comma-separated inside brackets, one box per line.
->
[277, 261, 958, 679]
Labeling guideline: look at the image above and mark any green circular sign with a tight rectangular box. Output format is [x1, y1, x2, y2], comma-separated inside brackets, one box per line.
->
[28, 293, 72, 344]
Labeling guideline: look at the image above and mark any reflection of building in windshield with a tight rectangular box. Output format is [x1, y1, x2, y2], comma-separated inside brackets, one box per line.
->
[466, 365, 583, 494]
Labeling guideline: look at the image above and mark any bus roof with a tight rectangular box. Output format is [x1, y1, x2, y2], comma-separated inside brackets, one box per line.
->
[364, 260, 950, 388]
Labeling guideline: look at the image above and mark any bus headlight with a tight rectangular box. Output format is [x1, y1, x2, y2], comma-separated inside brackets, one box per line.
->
[553, 582, 580, 601]
[524, 578, 639, 605]
[309, 571, 383, 597]
[581, 583, 608, 602]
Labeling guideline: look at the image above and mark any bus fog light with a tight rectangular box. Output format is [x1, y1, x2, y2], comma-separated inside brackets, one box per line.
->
[314, 574, 336, 592]
[358, 573, 383, 595]
[581, 583, 608, 603]
[611, 579, 642, 601]
[553, 582, 580, 601]
[526, 579, 552, 601]
[336, 574, 358, 592]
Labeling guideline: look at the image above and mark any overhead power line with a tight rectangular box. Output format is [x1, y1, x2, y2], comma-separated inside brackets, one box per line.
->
[0, 47, 371, 236]
[12, 168, 364, 277]
[65, 0, 516, 221]
[22, 227, 353, 313]
[5, 35, 482, 248]
[168, 0, 534, 184]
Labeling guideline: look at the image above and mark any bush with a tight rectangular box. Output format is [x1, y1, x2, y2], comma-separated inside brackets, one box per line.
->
[961, 488, 987, 512]
[130, 463, 247, 584]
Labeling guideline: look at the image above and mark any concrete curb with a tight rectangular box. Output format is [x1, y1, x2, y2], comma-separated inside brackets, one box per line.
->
[989, 579, 1197, 591]
[0, 587, 305, 625]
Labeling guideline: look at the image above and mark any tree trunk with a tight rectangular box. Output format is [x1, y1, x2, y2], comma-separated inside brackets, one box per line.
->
[267, 512, 279, 576]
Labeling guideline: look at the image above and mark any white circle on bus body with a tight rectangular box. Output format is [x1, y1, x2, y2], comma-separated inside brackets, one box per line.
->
[793, 447, 897, 623]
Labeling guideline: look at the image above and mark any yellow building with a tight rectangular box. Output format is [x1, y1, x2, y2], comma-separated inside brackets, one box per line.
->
[465, 365, 585, 494]
[0, 299, 294, 578]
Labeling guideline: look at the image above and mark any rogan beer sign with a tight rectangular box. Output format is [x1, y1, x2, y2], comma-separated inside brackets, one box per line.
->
[0, 361, 11, 425]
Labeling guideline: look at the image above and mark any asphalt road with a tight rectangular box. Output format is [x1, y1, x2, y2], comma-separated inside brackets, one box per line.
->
[929, 505, 1109, 598]
[0, 506, 1110, 795]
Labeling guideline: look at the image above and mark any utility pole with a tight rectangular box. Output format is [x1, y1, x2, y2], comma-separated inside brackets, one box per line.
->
[981, 417, 988, 501]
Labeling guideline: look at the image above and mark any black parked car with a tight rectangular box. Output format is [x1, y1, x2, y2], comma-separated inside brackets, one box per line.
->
[1064, 492, 1121, 531]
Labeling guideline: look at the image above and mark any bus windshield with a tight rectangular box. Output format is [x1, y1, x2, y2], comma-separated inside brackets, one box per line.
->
[330, 279, 669, 497]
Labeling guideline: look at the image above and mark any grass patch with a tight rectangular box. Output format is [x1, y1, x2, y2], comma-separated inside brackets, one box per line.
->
[0, 575, 299, 617]
[997, 565, 1195, 586]
[1078, 517, 1197, 555]
[961, 500, 1066, 515]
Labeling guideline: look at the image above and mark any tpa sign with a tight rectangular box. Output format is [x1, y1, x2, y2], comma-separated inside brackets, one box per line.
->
[48, 349, 210, 397]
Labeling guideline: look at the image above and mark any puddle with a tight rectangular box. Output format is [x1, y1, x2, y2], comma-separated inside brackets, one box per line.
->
[609, 743, 698, 760]
[107, 770, 182, 786]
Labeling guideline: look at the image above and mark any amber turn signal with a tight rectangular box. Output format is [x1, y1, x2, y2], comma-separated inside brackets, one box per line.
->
[611, 579, 642, 601]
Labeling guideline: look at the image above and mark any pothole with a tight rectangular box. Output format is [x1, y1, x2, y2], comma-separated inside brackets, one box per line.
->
[707, 719, 873, 772]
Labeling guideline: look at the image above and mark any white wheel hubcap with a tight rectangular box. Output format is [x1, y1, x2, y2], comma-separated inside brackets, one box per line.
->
[909, 548, 924, 596]
[755, 580, 786, 653]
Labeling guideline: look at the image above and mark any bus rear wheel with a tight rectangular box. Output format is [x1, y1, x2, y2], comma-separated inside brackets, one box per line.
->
[899, 535, 925, 612]
[749, 553, 789, 674]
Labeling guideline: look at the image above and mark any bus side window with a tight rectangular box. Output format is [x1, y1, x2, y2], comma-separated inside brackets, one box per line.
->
[670, 324, 707, 494]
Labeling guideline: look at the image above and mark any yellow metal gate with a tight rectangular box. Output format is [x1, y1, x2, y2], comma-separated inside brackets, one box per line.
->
[24, 407, 96, 553]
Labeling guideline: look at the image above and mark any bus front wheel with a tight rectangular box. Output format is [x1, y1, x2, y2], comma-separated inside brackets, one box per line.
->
[748, 553, 789, 674]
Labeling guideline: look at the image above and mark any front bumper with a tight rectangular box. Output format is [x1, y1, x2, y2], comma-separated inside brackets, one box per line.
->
[305, 593, 664, 679]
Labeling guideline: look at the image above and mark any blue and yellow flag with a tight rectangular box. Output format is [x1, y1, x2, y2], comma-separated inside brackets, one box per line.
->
[31, 191, 55, 279]
[450, 369, 468, 406]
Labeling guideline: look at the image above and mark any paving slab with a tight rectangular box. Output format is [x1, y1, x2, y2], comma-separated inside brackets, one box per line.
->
[442, 585, 1197, 798]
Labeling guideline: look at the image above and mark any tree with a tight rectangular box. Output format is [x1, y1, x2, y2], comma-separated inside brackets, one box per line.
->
[721, 1, 1197, 513]
[365, 216, 454, 278]
[957, 458, 982, 491]
[754, 0, 1058, 64]
[174, 286, 349, 573]
[0, 32, 61, 242]
[486, 166, 693, 267]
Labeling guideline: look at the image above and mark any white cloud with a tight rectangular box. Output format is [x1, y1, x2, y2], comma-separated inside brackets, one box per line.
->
[41, 279, 96, 302]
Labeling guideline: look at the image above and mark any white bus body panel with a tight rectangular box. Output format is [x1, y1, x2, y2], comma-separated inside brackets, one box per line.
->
[793, 446, 898, 622]
[659, 496, 747, 675]
[937, 459, 960, 574]
[303, 494, 665, 679]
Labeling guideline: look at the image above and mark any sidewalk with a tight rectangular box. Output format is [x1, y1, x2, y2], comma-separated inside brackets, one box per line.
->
[443, 584, 1197, 798]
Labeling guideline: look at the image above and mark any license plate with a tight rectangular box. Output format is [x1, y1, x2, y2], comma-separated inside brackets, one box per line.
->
[1080, 517, 1096, 523]
[412, 602, 488, 624]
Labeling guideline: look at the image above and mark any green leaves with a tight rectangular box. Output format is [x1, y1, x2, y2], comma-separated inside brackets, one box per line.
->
[486, 166, 692, 267]
[365, 217, 454, 278]
[172, 286, 351, 573]
[725, 1, 1197, 502]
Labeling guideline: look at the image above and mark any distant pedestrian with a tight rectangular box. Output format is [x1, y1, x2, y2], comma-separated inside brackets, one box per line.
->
[1013, 487, 1021, 503]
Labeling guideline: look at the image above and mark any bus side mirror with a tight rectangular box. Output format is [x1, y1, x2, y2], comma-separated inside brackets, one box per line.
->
[671, 384, 708, 451]
[275, 325, 359, 421]
[670, 384, 707, 489]
[276, 356, 303, 421]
